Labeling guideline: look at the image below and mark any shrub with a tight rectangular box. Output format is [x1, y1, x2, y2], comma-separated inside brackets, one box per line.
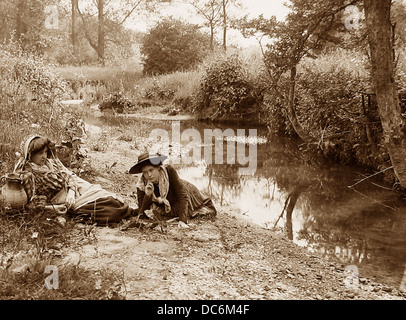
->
[194, 53, 262, 121]
[141, 18, 211, 75]
[294, 49, 387, 167]
[0, 43, 70, 173]
[99, 92, 136, 113]
[1, 44, 69, 103]
[139, 70, 202, 110]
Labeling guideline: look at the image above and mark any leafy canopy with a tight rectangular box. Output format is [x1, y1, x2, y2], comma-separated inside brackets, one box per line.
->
[140, 17, 211, 75]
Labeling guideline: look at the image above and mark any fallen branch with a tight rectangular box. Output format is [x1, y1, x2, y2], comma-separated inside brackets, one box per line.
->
[347, 166, 393, 188]
[348, 186, 396, 211]
[355, 172, 402, 193]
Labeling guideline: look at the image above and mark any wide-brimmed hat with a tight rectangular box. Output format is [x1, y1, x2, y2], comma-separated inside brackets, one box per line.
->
[129, 152, 168, 174]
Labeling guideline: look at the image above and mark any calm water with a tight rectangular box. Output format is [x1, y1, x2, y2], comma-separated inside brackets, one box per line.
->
[86, 114, 406, 290]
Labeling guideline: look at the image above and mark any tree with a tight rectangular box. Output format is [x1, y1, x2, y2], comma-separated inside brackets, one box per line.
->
[189, 0, 222, 51]
[363, 0, 406, 187]
[220, 0, 240, 51]
[140, 18, 211, 74]
[236, 0, 406, 188]
[71, 0, 79, 56]
[0, 0, 54, 52]
[236, 0, 360, 142]
[76, 0, 167, 65]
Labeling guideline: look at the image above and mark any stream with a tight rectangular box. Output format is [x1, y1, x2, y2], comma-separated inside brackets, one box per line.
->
[84, 112, 406, 291]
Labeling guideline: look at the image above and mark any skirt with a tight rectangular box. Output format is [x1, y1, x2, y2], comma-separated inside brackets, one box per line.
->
[153, 180, 216, 220]
[69, 196, 131, 225]
[184, 180, 217, 218]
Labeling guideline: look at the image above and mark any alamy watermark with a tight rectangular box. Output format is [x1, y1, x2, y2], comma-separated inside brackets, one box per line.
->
[148, 121, 258, 175]
[343, 265, 359, 290]
[44, 265, 59, 289]
[343, 5, 364, 30]
[44, 5, 59, 30]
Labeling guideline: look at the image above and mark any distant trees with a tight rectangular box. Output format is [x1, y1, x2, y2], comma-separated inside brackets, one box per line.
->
[0, 0, 55, 53]
[189, 0, 223, 51]
[75, 0, 153, 65]
[188, 0, 240, 51]
[140, 18, 211, 74]
[234, 0, 406, 188]
[0, 0, 174, 65]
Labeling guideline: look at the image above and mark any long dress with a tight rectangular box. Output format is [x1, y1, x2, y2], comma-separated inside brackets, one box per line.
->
[136, 165, 216, 223]
[18, 158, 130, 225]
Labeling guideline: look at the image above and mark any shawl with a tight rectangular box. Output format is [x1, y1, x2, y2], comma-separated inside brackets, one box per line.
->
[136, 165, 171, 213]
[13, 135, 121, 209]
[13, 135, 66, 202]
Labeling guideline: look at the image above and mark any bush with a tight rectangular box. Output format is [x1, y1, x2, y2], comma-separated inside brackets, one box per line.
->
[139, 71, 201, 110]
[141, 18, 211, 75]
[0, 43, 71, 173]
[293, 50, 389, 166]
[99, 92, 136, 113]
[1, 44, 69, 103]
[194, 53, 262, 121]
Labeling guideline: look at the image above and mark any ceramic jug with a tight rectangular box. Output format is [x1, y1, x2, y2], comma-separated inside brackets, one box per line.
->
[0, 173, 28, 209]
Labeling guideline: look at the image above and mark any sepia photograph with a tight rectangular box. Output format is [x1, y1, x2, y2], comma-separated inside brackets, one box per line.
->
[0, 0, 406, 308]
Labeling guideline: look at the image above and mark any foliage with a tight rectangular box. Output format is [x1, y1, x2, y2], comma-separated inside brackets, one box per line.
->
[113, 70, 201, 113]
[0, 43, 71, 173]
[140, 18, 211, 75]
[1, 42, 69, 103]
[0, 0, 55, 54]
[193, 53, 262, 121]
[0, 207, 123, 300]
[295, 50, 388, 167]
[99, 92, 136, 113]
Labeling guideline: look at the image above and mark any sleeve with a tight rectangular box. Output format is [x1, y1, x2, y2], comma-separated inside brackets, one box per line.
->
[137, 186, 153, 215]
[52, 158, 79, 194]
[166, 166, 189, 223]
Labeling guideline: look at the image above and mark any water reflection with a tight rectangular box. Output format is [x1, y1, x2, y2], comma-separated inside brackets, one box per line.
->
[175, 126, 406, 290]
[87, 114, 406, 291]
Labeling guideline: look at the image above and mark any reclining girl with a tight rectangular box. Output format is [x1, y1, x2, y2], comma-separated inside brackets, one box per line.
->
[14, 135, 131, 225]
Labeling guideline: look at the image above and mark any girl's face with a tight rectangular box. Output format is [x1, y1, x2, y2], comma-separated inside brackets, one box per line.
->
[30, 147, 48, 166]
[142, 165, 159, 184]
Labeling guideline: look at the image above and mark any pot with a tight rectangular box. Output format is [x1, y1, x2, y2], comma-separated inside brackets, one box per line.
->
[0, 173, 28, 209]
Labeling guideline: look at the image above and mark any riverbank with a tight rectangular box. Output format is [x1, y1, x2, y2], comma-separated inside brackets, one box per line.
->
[57, 106, 406, 300]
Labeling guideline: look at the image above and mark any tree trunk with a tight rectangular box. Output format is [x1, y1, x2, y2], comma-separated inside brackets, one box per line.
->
[286, 65, 314, 143]
[222, 0, 226, 51]
[210, 24, 214, 51]
[16, 0, 27, 42]
[98, 0, 105, 66]
[364, 0, 406, 187]
[71, 0, 79, 57]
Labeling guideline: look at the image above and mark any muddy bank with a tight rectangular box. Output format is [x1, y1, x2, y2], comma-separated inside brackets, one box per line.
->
[57, 108, 406, 300]
[60, 209, 406, 300]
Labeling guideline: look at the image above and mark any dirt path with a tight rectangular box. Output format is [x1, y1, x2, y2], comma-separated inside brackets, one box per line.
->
[59, 109, 406, 300]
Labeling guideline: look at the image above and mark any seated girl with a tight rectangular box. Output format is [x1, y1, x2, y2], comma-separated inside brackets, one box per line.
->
[14, 135, 131, 225]
[129, 152, 217, 228]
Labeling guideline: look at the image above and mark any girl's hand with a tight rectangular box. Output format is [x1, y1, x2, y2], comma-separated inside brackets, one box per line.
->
[178, 221, 189, 229]
[145, 182, 154, 197]
[65, 189, 76, 209]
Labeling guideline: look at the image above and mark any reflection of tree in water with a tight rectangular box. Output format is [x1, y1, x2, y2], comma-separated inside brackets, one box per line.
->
[273, 184, 308, 240]
[258, 134, 406, 285]
[205, 164, 242, 205]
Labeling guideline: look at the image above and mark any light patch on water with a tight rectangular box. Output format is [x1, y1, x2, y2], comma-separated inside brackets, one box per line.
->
[85, 123, 102, 136]
[178, 166, 308, 247]
[222, 135, 268, 145]
[60, 99, 84, 105]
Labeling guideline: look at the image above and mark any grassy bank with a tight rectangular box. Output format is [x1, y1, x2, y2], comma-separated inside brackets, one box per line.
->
[0, 45, 122, 299]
